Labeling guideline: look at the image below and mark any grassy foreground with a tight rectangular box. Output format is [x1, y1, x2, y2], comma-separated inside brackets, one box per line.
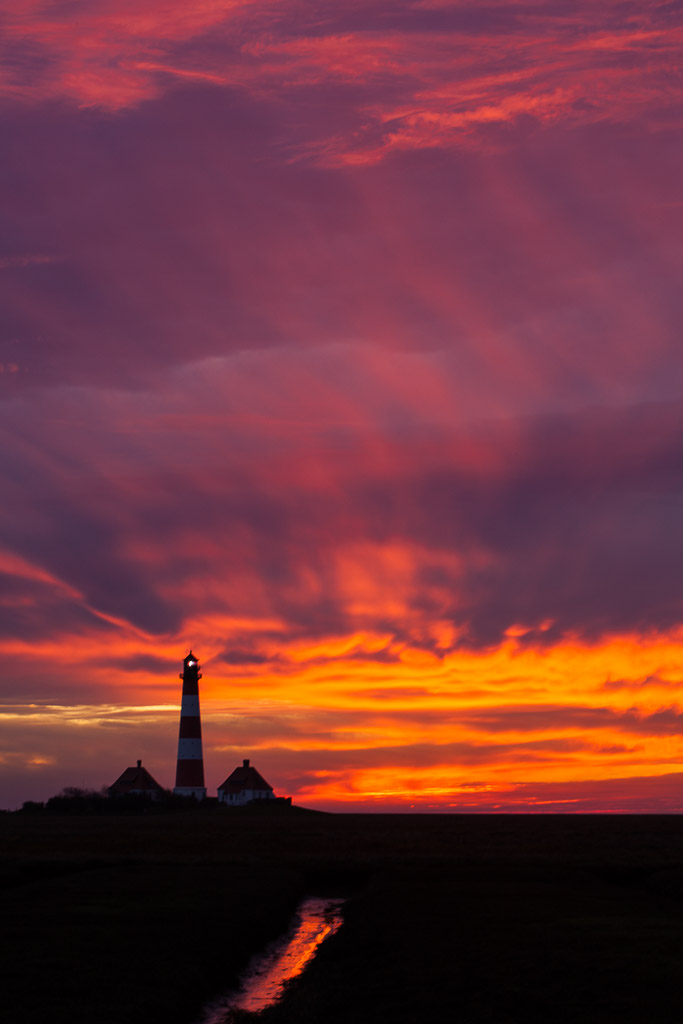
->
[3, 809, 683, 1023]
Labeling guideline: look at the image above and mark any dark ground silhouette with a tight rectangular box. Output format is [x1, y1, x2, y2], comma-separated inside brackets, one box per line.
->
[3, 809, 683, 1023]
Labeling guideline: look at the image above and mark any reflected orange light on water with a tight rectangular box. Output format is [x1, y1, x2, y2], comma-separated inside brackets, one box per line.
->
[201, 898, 345, 1021]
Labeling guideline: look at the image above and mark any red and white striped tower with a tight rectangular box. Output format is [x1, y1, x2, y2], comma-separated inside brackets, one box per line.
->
[173, 650, 207, 799]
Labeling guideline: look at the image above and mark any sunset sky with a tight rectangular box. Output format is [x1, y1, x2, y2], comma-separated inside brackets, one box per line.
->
[2, 0, 683, 810]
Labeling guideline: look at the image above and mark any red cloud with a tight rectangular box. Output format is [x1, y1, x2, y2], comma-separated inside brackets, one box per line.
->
[2, 1, 681, 165]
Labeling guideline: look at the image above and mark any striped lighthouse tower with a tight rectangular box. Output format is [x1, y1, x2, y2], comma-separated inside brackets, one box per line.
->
[173, 651, 207, 799]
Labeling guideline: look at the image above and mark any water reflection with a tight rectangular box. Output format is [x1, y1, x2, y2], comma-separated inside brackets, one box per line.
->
[200, 896, 345, 1022]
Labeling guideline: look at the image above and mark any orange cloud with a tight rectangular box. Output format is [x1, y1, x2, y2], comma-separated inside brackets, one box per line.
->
[4, 616, 683, 808]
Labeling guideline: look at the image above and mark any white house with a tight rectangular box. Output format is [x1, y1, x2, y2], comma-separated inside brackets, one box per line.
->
[217, 759, 276, 805]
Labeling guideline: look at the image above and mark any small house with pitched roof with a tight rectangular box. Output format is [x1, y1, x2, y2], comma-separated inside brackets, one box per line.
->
[217, 759, 275, 806]
[108, 760, 165, 800]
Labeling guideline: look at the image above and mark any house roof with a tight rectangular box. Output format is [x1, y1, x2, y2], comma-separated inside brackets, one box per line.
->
[108, 761, 164, 795]
[217, 759, 273, 793]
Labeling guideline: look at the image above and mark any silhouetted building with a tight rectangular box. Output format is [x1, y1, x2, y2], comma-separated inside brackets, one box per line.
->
[173, 650, 207, 799]
[217, 759, 275, 805]
[108, 760, 165, 800]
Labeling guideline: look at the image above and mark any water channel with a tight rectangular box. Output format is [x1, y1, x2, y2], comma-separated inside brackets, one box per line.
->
[198, 895, 346, 1022]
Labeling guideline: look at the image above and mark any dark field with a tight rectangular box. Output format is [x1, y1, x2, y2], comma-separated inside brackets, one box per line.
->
[4, 810, 683, 1023]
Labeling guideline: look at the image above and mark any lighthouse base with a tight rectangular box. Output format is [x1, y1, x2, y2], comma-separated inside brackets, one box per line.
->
[173, 786, 207, 799]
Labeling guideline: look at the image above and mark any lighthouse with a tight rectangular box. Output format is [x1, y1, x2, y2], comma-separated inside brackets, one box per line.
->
[173, 651, 207, 799]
